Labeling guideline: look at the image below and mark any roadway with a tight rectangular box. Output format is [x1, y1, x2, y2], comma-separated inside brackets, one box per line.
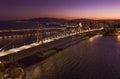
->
[0, 27, 103, 58]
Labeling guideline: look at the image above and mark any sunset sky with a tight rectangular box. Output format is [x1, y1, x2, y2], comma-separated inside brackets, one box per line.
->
[0, 0, 120, 20]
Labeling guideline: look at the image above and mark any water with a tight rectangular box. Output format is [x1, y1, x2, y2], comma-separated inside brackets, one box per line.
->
[25, 35, 120, 79]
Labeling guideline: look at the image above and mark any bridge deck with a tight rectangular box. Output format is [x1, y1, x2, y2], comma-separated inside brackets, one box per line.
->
[0, 28, 103, 62]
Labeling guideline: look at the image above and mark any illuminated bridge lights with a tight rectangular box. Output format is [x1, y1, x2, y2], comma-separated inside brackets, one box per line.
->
[0, 28, 103, 57]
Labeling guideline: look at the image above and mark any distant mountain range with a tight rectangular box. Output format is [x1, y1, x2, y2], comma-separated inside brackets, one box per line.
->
[0, 17, 120, 30]
[24, 18, 96, 23]
[0, 18, 91, 30]
[24, 17, 68, 23]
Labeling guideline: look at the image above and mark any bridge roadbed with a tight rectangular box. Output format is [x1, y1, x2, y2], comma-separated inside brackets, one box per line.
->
[0, 32, 97, 64]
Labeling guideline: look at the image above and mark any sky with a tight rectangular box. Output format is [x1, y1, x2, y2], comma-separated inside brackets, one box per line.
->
[0, 0, 120, 20]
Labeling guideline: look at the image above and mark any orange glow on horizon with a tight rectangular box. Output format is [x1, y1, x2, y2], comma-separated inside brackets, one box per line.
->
[2, 14, 120, 20]
[46, 13, 120, 20]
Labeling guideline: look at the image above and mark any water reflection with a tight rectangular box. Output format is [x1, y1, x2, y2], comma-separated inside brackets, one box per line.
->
[26, 36, 120, 79]
[117, 36, 120, 42]
[26, 56, 62, 79]
[89, 34, 103, 42]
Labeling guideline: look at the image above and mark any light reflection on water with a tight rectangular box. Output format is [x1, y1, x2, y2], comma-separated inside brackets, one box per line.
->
[26, 36, 120, 79]
[89, 34, 103, 42]
[117, 36, 120, 42]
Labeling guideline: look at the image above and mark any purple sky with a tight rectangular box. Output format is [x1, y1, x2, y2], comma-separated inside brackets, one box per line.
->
[0, 0, 120, 20]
